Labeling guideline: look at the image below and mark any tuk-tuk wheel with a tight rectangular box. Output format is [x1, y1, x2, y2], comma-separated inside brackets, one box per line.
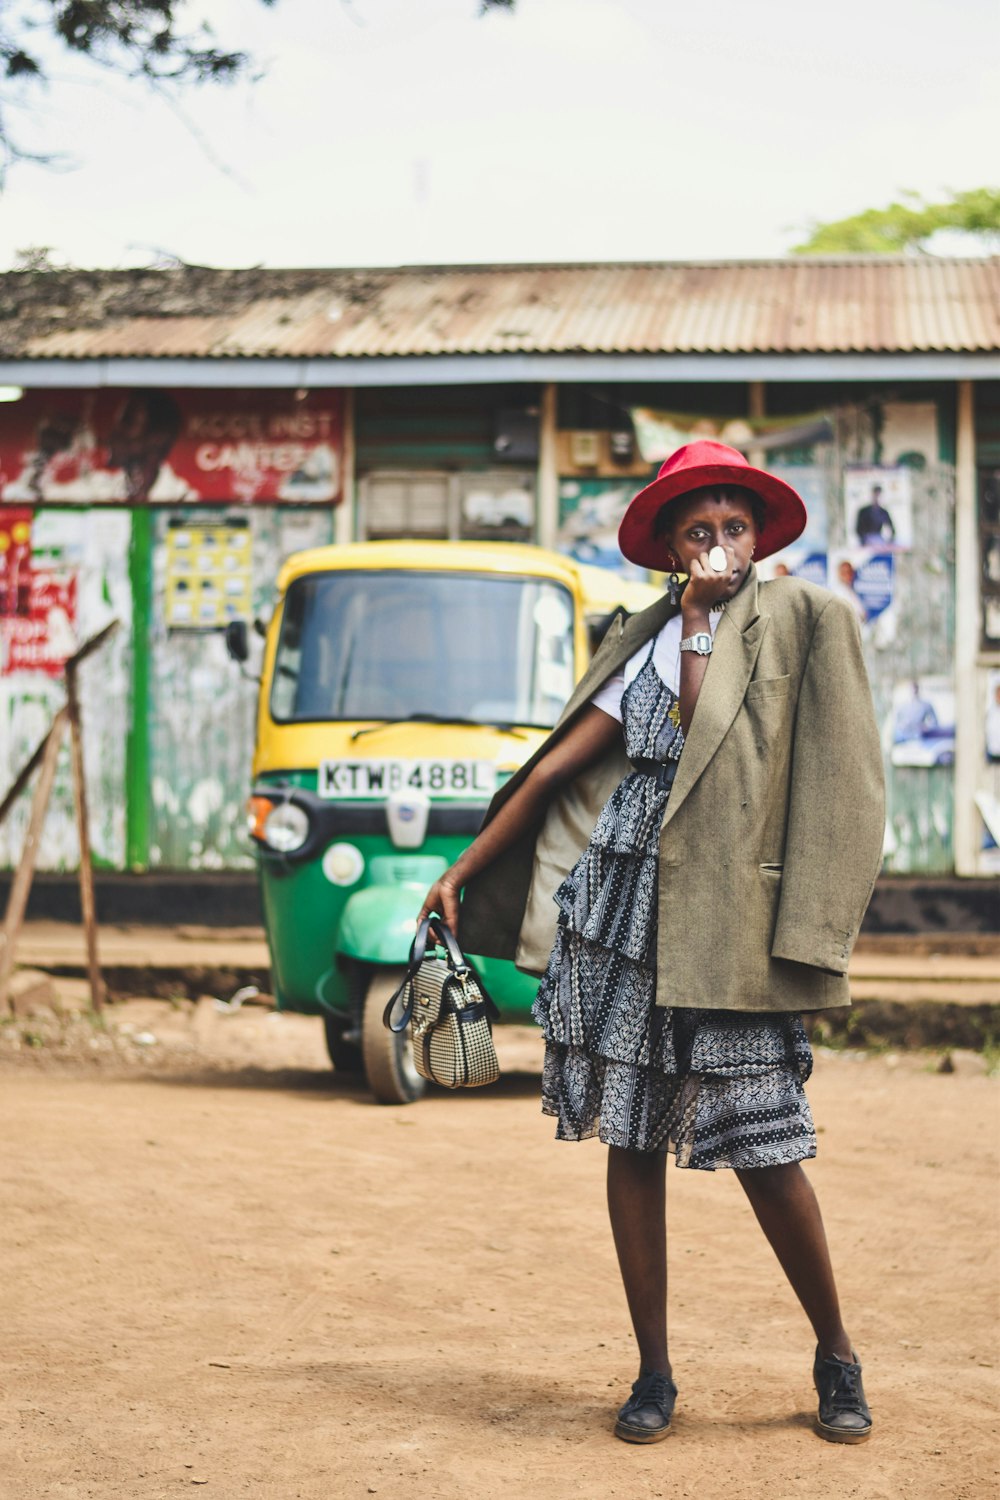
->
[361, 967, 428, 1105]
[322, 1014, 364, 1074]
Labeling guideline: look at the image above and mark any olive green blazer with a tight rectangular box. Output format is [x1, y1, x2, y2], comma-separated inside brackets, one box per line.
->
[459, 564, 885, 1014]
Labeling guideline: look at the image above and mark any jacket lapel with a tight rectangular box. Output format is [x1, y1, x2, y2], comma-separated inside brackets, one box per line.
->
[660, 564, 768, 831]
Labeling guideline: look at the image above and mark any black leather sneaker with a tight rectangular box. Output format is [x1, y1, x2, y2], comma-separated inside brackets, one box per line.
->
[614, 1370, 677, 1444]
[813, 1347, 872, 1443]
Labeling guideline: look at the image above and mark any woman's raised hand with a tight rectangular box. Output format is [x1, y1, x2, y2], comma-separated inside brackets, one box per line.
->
[417, 873, 461, 934]
[682, 544, 737, 614]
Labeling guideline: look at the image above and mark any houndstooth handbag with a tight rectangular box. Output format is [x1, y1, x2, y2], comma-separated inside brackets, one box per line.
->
[382, 917, 500, 1089]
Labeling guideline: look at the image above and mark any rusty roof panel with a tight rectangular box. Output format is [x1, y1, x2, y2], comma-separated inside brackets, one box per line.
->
[2, 259, 997, 360]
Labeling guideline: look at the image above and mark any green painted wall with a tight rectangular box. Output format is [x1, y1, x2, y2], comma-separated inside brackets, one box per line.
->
[355, 383, 539, 471]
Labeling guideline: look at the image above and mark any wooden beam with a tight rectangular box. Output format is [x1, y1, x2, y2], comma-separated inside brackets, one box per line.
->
[0, 709, 68, 1014]
[953, 379, 979, 876]
[335, 388, 355, 546]
[65, 661, 104, 1011]
[537, 381, 559, 549]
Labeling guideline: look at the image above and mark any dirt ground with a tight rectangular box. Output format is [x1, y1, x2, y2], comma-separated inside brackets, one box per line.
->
[1, 995, 998, 1500]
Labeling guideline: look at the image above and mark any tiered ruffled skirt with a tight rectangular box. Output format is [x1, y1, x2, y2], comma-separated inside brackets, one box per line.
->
[531, 771, 817, 1170]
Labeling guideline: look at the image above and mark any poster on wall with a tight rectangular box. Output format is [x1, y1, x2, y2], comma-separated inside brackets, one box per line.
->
[0, 390, 344, 505]
[843, 466, 913, 550]
[164, 519, 253, 629]
[986, 669, 1000, 765]
[629, 409, 834, 465]
[556, 480, 650, 579]
[828, 548, 895, 645]
[888, 677, 955, 770]
[0, 505, 81, 676]
[755, 465, 828, 584]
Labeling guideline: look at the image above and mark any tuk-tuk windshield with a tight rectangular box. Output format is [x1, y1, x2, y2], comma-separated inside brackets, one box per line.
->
[270, 569, 577, 728]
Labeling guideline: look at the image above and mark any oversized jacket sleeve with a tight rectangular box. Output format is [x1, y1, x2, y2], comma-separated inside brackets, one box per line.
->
[770, 595, 885, 974]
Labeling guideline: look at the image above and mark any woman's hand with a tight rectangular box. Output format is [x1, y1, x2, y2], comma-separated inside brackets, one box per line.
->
[413, 706, 621, 939]
[417, 872, 461, 933]
[681, 543, 737, 616]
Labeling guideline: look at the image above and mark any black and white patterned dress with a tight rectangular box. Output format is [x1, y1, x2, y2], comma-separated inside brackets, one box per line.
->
[532, 642, 817, 1170]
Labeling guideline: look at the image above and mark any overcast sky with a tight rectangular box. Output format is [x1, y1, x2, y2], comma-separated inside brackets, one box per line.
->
[1, 0, 997, 271]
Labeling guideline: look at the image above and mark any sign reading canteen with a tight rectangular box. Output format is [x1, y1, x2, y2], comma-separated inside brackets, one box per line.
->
[0, 390, 345, 504]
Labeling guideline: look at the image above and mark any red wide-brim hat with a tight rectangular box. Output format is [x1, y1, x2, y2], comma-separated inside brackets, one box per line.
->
[618, 439, 808, 569]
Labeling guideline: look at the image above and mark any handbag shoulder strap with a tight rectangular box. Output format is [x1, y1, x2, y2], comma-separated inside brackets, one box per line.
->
[382, 917, 431, 1033]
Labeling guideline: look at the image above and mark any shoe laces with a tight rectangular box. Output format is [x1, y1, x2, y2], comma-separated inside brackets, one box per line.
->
[826, 1361, 864, 1413]
[633, 1371, 674, 1406]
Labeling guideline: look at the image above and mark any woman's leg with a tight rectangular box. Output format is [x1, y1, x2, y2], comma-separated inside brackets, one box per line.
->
[734, 1162, 852, 1361]
[606, 1145, 671, 1375]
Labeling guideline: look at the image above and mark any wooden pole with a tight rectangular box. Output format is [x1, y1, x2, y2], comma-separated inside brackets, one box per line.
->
[65, 659, 104, 1011]
[748, 379, 766, 469]
[336, 388, 356, 547]
[537, 381, 559, 550]
[0, 708, 68, 1014]
[0, 731, 53, 832]
[953, 378, 979, 876]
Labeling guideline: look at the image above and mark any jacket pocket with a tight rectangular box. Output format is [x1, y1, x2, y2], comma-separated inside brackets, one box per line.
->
[745, 674, 791, 702]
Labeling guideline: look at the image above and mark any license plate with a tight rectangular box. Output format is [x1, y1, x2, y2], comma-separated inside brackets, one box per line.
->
[318, 758, 496, 800]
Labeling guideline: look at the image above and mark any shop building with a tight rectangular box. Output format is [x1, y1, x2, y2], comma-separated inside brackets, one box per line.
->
[0, 259, 997, 893]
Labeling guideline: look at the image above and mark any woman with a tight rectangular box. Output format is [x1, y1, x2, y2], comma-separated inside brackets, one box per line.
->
[418, 440, 885, 1447]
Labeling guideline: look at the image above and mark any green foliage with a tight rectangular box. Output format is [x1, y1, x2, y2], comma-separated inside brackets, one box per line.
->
[794, 188, 1000, 255]
[0, 0, 516, 175]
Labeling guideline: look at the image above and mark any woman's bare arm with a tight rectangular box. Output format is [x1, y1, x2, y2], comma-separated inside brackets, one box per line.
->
[417, 704, 622, 931]
[677, 546, 736, 734]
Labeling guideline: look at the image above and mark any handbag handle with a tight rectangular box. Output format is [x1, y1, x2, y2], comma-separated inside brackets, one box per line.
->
[381, 916, 472, 1034]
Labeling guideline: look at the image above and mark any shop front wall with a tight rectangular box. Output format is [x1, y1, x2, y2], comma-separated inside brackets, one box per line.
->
[555, 385, 958, 874]
[0, 387, 345, 872]
[0, 506, 132, 871]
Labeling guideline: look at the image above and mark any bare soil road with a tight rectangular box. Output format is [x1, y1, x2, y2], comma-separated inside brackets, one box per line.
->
[1, 1002, 997, 1500]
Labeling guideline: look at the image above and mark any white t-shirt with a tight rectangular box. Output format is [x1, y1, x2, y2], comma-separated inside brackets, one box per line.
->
[589, 611, 723, 723]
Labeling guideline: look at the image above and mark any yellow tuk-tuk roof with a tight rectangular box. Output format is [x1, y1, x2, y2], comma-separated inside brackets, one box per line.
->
[276, 539, 662, 616]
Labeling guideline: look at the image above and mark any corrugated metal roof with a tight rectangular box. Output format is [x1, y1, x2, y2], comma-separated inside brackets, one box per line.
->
[1, 259, 997, 360]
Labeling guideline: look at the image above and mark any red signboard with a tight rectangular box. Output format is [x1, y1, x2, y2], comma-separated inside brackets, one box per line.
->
[4, 568, 79, 676]
[0, 506, 80, 676]
[0, 389, 344, 504]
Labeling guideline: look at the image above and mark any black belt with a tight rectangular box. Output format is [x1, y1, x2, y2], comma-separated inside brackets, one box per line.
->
[630, 757, 679, 790]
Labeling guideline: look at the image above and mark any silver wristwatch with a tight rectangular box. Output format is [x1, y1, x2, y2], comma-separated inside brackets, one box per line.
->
[679, 632, 713, 655]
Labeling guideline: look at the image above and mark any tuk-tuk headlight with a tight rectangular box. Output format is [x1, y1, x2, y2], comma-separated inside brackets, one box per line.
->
[261, 801, 310, 853]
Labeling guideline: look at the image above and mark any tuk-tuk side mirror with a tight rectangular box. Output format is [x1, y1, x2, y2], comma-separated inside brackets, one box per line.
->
[225, 619, 250, 664]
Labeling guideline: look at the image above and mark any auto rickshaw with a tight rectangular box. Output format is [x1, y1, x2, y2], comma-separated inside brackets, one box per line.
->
[228, 540, 659, 1104]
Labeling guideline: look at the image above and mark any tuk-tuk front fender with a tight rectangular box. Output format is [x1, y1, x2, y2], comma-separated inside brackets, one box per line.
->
[336, 881, 441, 967]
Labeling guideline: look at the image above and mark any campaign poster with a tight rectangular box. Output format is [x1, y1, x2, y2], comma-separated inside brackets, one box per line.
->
[755, 466, 828, 584]
[0, 390, 345, 505]
[986, 669, 1000, 765]
[828, 547, 894, 626]
[889, 677, 955, 770]
[843, 466, 913, 551]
